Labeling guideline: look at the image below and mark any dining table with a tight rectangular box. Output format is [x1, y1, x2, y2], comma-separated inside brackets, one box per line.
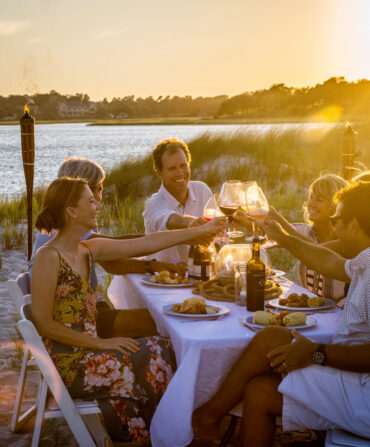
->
[108, 273, 343, 447]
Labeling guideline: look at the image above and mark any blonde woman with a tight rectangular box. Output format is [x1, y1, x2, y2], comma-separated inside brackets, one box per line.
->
[32, 177, 226, 441]
[269, 174, 349, 300]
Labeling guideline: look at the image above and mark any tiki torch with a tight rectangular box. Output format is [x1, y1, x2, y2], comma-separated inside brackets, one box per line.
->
[20, 105, 35, 261]
[342, 122, 357, 181]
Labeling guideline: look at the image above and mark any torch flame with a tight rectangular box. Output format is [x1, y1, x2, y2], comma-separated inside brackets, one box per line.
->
[24, 104, 30, 114]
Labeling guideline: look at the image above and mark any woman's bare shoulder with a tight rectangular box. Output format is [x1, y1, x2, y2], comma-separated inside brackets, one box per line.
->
[33, 244, 60, 266]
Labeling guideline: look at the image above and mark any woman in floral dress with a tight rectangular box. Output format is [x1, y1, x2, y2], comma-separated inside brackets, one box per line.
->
[31, 177, 227, 441]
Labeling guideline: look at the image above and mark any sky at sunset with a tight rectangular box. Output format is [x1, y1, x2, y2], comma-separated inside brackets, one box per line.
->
[1, 0, 370, 100]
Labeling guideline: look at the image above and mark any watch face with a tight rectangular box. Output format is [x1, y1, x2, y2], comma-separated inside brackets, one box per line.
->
[312, 351, 326, 365]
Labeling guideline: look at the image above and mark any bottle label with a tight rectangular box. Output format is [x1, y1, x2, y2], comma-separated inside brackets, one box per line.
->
[246, 270, 265, 311]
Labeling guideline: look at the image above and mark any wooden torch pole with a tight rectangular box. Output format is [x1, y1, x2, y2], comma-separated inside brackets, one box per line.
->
[20, 105, 35, 261]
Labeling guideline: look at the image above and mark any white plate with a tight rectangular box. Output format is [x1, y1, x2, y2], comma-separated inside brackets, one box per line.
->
[141, 276, 194, 288]
[268, 297, 335, 311]
[244, 315, 317, 330]
[268, 269, 286, 279]
[163, 303, 230, 319]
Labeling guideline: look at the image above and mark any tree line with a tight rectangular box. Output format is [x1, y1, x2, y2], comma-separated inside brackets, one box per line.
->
[0, 77, 369, 120]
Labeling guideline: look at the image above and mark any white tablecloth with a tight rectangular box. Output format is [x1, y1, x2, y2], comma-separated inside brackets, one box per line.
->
[108, 274, 343, 447]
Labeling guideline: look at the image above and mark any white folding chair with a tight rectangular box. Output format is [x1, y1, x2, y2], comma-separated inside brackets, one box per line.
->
[325, 429, 370, 446]
[17, 304, 113, 447]
[6, 272, 36, 433]
[6, 271, 30, 313]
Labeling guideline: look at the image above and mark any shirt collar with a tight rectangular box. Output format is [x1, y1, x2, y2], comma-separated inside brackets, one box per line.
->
[159, 182, 197, 208]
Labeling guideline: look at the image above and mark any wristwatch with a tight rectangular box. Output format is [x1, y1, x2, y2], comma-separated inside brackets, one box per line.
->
[144, 259, 156, 274]
[312, 343, 327, 366]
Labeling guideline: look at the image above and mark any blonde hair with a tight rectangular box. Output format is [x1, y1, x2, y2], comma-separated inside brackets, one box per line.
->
[303, 174, 349, 222]
[58, 156, 105, 188]
[35, 178, 88, 234]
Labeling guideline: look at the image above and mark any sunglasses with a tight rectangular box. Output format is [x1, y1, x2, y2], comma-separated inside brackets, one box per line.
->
[330, 215, 346, 226]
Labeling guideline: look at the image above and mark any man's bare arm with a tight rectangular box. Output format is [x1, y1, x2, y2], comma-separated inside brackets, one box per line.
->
[166, 214, 199, 229]
[261, 220, 350, 282]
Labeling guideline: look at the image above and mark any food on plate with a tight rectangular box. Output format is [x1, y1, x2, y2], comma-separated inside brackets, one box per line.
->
[307, 297, 326, 307]
[149, 270, 189, 285]
[253, 311, 277, 326]
[171, 297, 208, 314]
[264, 280, 283, 300]
[279, 293, 310, 307]
[252, 310, 306, 327]
[282, 312, 307, 326]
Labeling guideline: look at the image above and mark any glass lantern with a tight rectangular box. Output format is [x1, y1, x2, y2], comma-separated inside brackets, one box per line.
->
[215, 244, 270, 277]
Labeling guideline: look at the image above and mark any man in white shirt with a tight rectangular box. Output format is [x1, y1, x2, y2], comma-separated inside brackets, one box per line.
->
[143, 138, 213, 261]
[193, 181, 370, 445]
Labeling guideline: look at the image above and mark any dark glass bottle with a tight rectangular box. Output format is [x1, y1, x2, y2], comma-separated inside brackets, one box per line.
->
[188, 245, 211, 281]
[246, 236, 265, 311]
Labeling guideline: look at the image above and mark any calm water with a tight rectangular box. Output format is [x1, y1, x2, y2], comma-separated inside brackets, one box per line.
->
[0, 122, 335, 197]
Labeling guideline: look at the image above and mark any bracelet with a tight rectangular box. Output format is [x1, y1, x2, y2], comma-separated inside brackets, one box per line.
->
[145, 259, 157, 274]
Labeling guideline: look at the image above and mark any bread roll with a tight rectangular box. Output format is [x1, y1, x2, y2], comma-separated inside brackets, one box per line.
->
[183, 297, 206, 306]
[283, 312, 306, 326]
[308, 297, 326, 307]
[253, 311, 277, 326]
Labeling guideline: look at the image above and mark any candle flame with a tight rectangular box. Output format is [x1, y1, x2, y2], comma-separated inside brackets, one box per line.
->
[24, 104, 30, 114]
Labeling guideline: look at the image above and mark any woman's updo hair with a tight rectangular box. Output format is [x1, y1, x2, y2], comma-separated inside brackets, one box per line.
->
[35, 177, 88, 234]
[303, 173, 348, 222]
[57, 156, 105, 188]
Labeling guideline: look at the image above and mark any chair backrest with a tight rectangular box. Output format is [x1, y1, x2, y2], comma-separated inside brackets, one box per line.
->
[17, 272, 30, 295]
[6, 272, 31, 313]
[17, 304, 96, 447]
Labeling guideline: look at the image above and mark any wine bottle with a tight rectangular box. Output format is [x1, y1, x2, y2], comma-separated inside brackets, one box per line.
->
[188, 244, 211, 281]
[246, 236, 265, 311]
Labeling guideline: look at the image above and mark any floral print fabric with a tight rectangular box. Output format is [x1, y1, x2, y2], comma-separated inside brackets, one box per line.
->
[44, 250, 175, 441]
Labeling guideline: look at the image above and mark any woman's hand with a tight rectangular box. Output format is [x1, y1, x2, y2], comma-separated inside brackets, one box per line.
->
[259, 218, 286, 243]
[96, 337, 140, 355]
[201, 216, 228, 235]
[267, 330, 318, 374]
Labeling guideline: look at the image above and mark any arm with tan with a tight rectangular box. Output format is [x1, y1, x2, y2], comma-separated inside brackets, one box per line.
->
[261, 219, 350, 282]
[268, 331, 370, 373]
[86, 216, 227, 263]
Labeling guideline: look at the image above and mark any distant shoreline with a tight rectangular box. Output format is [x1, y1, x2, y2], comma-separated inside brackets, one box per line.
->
[0, 117, 358, 126]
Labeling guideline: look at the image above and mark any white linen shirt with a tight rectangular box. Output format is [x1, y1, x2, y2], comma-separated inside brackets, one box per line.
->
[143, 181, 212, 261]
[332, 247, 370, 345]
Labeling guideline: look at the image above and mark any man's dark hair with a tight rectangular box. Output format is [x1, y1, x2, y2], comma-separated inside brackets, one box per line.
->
[334, 181, 370, 237]
[152, 138, 191, 173]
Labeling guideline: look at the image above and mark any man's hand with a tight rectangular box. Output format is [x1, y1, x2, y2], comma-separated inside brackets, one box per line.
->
[187, 217, 213, 246]
[267, 330, 318, 374]
[232, 210, 253, 232]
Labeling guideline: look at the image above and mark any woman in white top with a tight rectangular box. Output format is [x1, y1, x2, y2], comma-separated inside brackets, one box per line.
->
[269, 174, 349, 300]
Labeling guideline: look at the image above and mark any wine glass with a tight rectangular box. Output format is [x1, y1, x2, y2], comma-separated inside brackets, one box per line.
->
[243, 183, 269, 240]
[203, 194, 228, 251]
[219, 180, 244, 238]
[203, 195, 224, 221]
